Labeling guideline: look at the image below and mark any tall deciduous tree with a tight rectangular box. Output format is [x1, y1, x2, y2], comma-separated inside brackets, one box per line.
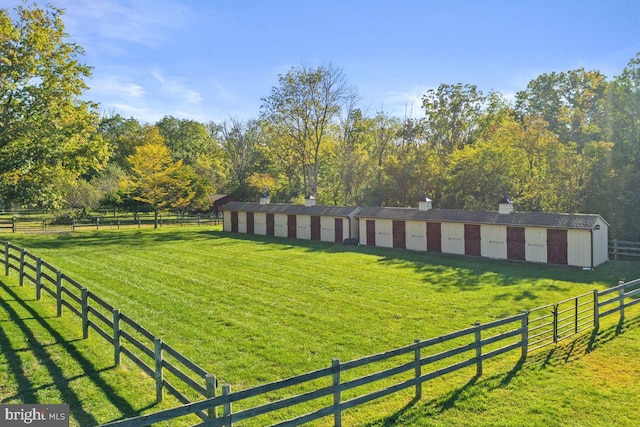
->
[421, 83, 485, 155]
[515, 68, 608, 148]
[125, 143, 194, 228]
[0, 4, 108, 209]
[261, 64, 356, 197]
[218, 118, 265, 198]
[98, 114, 145, 170]
[156, 116, 217, 166]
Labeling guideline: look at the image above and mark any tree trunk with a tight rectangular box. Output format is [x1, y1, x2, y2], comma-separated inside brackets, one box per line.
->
[154, 210, 159, 229]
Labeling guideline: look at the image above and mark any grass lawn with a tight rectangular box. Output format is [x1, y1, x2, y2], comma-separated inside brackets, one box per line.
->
[1, 226, 639, 426]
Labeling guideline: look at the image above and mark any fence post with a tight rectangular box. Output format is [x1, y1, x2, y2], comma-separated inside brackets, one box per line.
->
[332, 358, 342, 427]
[4, 242, 9, 276]
[155, 337, 164, 403]
[96, 217, 100, 231]
[574, 297, 579, 334]
[72, 220, 75, 232]
[618, 281, 625, 323]
[19, 248, 25, 286]
[614, 239, 618, 261]
[593, 290, 600, 331]
[113, 309, 121, 366]
[56, 271, 63, 317]
[474, 322, 482, 377]
[81, 288, 89, 339]
[12, 217, 16, 233]
[206, 374, 217, 419]
[35, 257, 42, 300]
[414, 338, 422, 400]
[222, 384, 232, 427]
[520, 310, 529, 361]
[552, 304, 559, 343]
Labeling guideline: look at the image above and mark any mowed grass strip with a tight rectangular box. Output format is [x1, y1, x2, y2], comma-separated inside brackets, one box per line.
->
[3, 227, 639, 425]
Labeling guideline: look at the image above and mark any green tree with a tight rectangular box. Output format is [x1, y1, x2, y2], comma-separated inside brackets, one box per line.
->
[218, 118, 265, 199]
[125, 142, 194, 228]
[0, 4, 109, 209]
[604, 53, 640, 239]
[98, 114, 144, 170]
[515, 68, 608, 148]
[421, 83, 485, 155]
[261, 64, 357, 197]
[156, 116, 216, 166]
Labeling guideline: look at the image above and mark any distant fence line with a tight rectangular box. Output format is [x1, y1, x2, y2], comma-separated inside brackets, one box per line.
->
[609, 239, 640, 260]
[1, 240, 639, 427]
[0, 241, 218, 423]
[0, 213, 221, 233]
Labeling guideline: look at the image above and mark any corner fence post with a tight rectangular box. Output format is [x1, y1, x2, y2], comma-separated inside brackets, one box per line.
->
[19, 248, 25, 286]
[414, 338, 422, 400]
[474, 322, 482, 377]
[81, 288, 89, 339]
[593, 289, 600, 331]
[56, 271, 63, 317]
[113, 309, 121, 366]
[35, 258, 42, 300]
[332, 358, 342, 427]
[521, 310, 529, 361]
[206, 374, 217, 419]
[155, 337, 164, 402]
[222, 384, 232, 427]
[4, 242, 9, 276]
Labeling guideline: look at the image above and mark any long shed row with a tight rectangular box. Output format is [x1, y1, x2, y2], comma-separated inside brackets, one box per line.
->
[222, 197, 609, 268]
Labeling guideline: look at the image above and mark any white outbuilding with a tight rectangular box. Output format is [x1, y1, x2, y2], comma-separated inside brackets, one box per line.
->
[356, 197, 609, 268]
[222, 196, 360, 243]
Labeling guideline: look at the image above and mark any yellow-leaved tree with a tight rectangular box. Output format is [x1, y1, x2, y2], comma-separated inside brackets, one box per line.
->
[125, 142, 195, 228]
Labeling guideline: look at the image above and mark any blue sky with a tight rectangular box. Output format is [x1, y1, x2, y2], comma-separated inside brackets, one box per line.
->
[5, 0, 640, 123]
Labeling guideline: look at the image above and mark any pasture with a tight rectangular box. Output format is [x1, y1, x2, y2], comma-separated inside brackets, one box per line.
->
[1, 226, 639, 426]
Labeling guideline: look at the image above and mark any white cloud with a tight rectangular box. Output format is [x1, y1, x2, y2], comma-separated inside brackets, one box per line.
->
[151, 69, 203, 104]
[377, 85, 434, 119]
[57, 0, 194, 49]
[89, 74, 145, 98]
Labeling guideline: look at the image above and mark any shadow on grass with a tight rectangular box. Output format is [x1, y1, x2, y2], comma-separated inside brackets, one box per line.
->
[363, 314, 639, 427]
[203, 231, 640, 291]
[6, 229, 638, 292]
[0, 280, 145, 425]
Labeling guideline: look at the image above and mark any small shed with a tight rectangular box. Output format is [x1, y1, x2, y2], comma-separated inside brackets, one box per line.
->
[356, 200, 609, 268]
[222, 200, 360, 243]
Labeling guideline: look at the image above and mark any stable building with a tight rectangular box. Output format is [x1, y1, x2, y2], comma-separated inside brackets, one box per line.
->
[222, 195, 360, 243]
[356, 197, 609, 268]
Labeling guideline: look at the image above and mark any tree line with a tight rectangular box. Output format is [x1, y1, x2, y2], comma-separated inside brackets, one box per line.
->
[1, 4, 639, 238]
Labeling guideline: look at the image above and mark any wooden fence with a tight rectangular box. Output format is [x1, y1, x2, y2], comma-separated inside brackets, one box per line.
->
[0, 214, 221, 234]
[0, 241, 217, 422]
[98, 281, 639, 426]
[609, 239, 640, 260]
[2, 239, 638, 427]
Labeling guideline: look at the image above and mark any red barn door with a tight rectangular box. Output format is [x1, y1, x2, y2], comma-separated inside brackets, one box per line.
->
[507, 227, 526, 261]
[427, 222, 441, 252]
[547, 229, 568, 264]
[311, 216, 321, 241]
[464, 224, 481, 256]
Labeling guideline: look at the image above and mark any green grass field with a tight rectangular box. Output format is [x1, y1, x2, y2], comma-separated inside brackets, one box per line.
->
[1, 226, 639, 426]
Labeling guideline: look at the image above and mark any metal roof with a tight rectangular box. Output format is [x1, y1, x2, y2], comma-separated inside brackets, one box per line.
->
[355, 207, 605, 230]
[222, 202, 360, 217]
